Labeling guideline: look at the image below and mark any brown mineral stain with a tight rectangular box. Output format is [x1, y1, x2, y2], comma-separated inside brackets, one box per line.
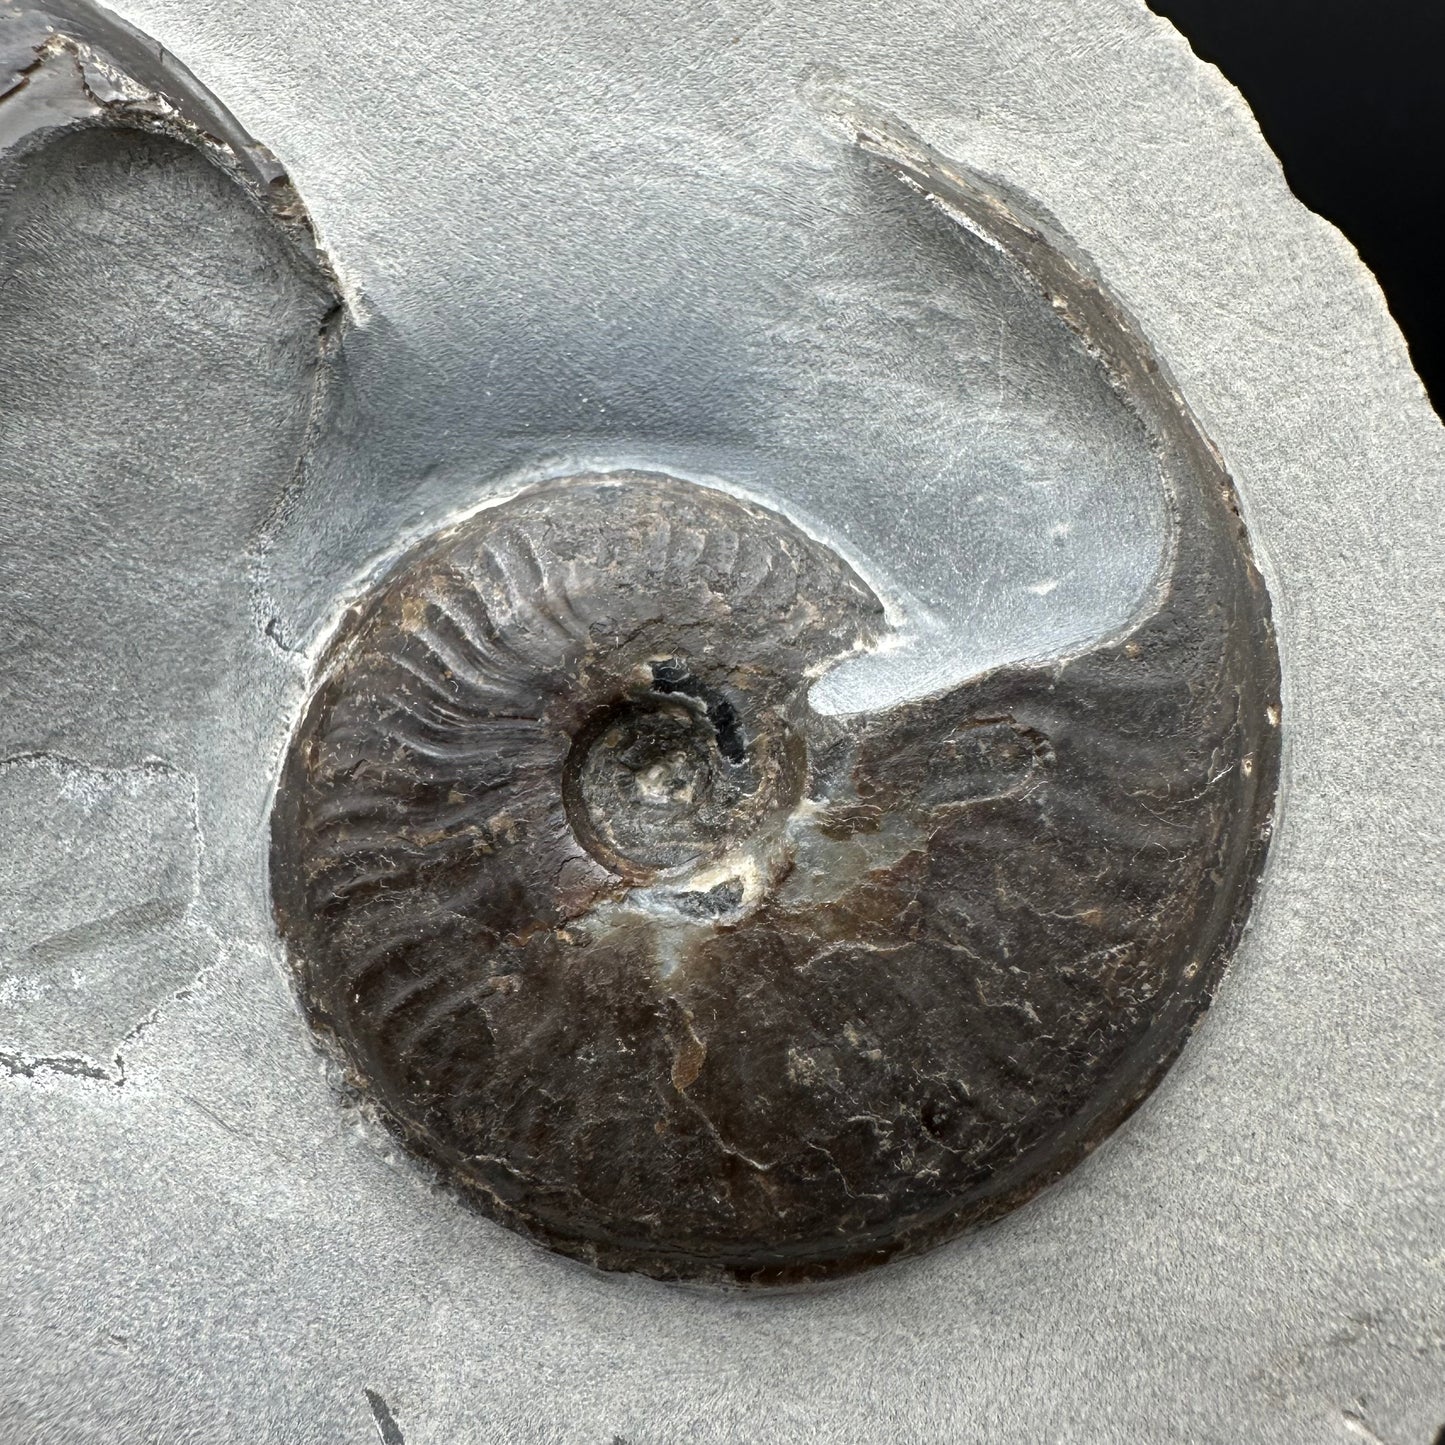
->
[671, 1028, 707, 1091]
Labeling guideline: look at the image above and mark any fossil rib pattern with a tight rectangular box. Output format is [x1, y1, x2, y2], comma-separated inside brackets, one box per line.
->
[272, 459, 1278, 1284]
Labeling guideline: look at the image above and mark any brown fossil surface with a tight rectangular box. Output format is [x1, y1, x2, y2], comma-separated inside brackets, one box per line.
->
[272, 458, 1279, 1285]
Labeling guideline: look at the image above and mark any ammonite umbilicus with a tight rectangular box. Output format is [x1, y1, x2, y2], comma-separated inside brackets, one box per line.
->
[271, 116, 1280, 1286]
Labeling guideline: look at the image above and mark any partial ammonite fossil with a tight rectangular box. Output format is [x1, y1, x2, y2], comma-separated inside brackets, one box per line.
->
[272, 116, 1280, 1286]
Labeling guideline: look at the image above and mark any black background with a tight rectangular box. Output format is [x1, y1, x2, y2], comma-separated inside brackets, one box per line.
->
[1148, 0, 1445, 414]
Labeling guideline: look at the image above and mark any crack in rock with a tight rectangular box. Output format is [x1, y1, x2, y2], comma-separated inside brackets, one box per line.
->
[0, 752, 215, 1079]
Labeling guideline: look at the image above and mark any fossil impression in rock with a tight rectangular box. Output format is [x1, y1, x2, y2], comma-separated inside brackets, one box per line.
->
[274, 144, 1282, 1287]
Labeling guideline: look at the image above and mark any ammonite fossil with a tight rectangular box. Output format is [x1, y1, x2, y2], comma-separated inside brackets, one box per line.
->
[272, 116, 1281, 1286]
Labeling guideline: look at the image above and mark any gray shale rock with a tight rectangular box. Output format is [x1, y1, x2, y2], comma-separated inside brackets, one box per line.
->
[0, 0, 1439, 1441]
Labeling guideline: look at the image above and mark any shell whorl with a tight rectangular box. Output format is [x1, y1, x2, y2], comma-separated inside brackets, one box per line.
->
[272, 466, 1278, 1285]
[285, 474, 882, 978]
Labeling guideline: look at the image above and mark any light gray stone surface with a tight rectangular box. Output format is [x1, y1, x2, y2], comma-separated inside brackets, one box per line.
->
[0, 755, 204, 1072]
[0, 1, 1440, 1442]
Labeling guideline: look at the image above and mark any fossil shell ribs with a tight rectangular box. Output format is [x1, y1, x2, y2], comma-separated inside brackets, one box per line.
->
[271, 468, 1278, 1285]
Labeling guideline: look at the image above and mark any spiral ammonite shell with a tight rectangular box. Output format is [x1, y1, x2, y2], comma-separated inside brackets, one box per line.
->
[273, 460, 1278, 1284]
[271, 120, 1281, 1286]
